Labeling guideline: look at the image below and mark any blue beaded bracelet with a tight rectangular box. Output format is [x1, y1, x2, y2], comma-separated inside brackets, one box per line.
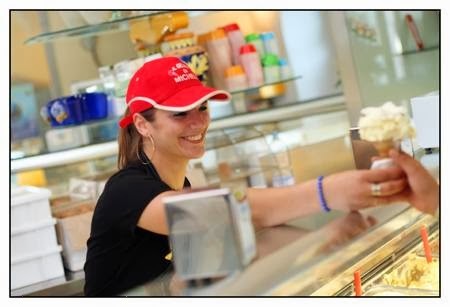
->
[317, 175, 331, 212]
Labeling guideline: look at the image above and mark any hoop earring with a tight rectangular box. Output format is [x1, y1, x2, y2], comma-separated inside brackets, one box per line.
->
[136, 150, 149, 165]
[147, 134, 156, 161]
[136, 134, 156, 165]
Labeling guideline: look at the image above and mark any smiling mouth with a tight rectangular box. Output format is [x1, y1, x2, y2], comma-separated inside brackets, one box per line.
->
[181, 133, 204, 144]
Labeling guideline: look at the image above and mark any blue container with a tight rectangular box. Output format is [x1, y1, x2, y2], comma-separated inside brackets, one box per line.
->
[79, 92, 108, 122]
[47, 95, 84, 127]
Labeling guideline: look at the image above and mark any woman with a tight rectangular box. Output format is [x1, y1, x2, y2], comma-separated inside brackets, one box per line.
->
[84, 57, 407, 296]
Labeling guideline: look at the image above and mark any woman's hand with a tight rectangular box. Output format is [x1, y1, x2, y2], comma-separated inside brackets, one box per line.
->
[317, 211, 377, 253]
[388, 149, 439, 214]
[323, 166, 407, 211]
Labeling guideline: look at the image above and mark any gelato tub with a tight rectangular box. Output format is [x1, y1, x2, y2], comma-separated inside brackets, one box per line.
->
[363, 284, 438, 296]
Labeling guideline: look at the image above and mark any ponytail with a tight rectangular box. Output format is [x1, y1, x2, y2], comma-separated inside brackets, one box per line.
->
[117, 108, 155, 169]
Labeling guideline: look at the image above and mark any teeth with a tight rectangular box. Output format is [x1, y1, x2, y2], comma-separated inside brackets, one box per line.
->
[185, 134, 202, 141]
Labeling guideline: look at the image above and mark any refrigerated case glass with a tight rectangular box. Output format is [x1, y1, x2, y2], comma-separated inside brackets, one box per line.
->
[344, 11, 439, 109]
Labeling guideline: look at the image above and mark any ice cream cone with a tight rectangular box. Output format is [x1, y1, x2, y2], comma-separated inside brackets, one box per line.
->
[372, 139, 400, 158]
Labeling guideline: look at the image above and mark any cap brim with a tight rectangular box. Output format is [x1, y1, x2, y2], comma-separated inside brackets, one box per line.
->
[128, 85, 231, 113]
[119, 85, 231, 128]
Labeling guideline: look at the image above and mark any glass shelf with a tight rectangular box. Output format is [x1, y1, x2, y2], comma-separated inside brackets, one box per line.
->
[229, 75, 302, 95]
[24, 11, 171, 45]
[205, 126, 269, 151]
[397, 45, 439, 56]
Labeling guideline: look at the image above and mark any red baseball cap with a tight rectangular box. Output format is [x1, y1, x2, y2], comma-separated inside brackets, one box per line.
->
[119, 56, 231, 128]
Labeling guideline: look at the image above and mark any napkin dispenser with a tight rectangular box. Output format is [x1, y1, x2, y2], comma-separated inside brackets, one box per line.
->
[163, 188, 256, 281]
[410, 93, 439, 149]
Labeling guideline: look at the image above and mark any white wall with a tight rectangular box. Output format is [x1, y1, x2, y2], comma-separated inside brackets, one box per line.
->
[280, 11, 341, 101]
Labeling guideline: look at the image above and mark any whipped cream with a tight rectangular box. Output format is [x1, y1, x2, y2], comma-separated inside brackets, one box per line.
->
[358, 102, 416, 142]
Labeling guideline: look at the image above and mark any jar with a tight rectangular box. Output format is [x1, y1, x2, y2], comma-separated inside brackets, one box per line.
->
[161, 32, 195, 54]
[239, 44, 264, 88]
[260, 32, 280, 56]
[244, 33, 264, 57]
[225, 65, 248, 113]
[222, 23, 246, 66]
[206, 29, 233, 89]
[261, 53, 280, 84]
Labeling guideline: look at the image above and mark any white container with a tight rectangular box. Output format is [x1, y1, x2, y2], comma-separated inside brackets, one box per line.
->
[279, 58, 292, 80]
[56, 211, 94, 271]
[11, 186, 52, 230]
[11, 246, 65, 290]
[206, 29, 233, 90]
[260, 32, 280, 56]
[223, 23, 246, 65]
[209, 99, 234, 119]
[239, 44, 264, 88]
[224, 66, 248, 114]
[245, 34, 265, 58]
[113, 60, 133, 97]
[11, 219, 59, 257]
[263, 65, 280, 84]
[45, 125, 90, 152]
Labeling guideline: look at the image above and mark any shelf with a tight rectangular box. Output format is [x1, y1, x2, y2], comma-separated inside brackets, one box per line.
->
[229, 75, 302, 95]
[205, 126, 269, 151]
[396, 45, 439, 56]
[11, 95, 345, 173]
[24, 11, 171, 45]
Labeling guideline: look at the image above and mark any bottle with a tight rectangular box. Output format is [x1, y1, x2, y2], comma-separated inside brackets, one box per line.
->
[239, 44, 264, 88]
[244, 33, 264, 58]
[113, 60, 133, 98]
[98, 66, 118, 117]
[225, 65, 248, 113]
[278, 58, 292, 80]
[206, 29, 233, 90]
[260, 32, 280, 56]
[261, 53, 280, 84]
[222, 23, 246, 66]
[98, 66, 116, 96]
[269, 132, 295, 187]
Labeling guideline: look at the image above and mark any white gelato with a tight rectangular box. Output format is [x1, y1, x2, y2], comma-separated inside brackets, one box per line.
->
[358, 102, 416, 142]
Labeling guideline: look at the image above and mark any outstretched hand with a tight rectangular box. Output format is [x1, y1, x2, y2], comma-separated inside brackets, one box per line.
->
[323, 165, 407, 211]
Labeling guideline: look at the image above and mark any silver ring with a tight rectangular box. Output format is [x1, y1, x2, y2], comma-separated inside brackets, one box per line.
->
[371, 183, 382, 197]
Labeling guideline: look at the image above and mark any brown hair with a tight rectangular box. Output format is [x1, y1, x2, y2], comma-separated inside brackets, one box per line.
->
[117, 108, 155, 169]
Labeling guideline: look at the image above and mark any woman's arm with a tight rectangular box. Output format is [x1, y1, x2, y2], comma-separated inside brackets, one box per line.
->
[136, 190, 180, 235]
[137, 164, 408, 234]
[248, 166, 407, 229]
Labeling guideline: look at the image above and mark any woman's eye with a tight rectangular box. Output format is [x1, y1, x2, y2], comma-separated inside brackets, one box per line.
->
[199, 105, 208, 111]
[173, 111, 187, 117]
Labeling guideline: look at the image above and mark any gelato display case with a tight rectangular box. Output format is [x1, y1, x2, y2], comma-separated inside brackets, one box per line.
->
[111, 202, 439, 297]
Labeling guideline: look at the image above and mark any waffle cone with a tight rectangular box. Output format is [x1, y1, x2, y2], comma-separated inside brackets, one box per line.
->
[372, 140, 399, 158]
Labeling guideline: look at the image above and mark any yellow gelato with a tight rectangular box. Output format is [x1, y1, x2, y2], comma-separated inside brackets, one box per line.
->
[382, 254, 439, 290]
